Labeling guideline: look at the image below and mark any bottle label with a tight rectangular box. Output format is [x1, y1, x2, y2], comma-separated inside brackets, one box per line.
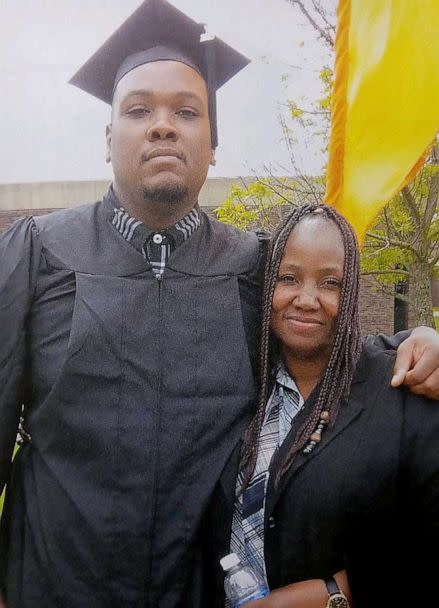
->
[235, 587, 269, 607]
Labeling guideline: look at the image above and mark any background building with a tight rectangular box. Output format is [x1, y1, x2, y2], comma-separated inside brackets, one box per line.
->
[2, 178, 436, 335]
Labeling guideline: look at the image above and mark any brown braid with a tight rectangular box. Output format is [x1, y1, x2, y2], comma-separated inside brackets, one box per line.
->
[240, 203, 362, 490]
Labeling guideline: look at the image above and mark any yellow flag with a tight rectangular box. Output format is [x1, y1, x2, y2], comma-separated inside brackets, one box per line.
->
[325, 0, 439, 243]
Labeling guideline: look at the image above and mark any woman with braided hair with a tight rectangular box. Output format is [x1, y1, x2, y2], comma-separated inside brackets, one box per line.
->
[206, 204, 439, 608]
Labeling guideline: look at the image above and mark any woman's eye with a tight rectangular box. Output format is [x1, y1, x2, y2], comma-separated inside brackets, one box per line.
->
[323, 278, 341, 288]
[278, 275, 297, 284]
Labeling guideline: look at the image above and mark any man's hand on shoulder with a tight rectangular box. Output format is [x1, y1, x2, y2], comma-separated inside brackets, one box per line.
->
[391, 326, 439, 399]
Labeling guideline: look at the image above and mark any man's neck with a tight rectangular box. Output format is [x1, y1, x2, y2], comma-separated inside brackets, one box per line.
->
[113, 184, 196, 230]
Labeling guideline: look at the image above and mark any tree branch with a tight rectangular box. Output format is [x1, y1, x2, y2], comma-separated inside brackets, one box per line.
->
[429, 234, 439, 260]
[361, 269, 410, 277]
[424, 169, 439, 228]
[401, 185, 421, 225]
[311, 0, 336, 35]
[262, 181, 296, 206]
[281, 102, 329, 116]
[361, 274, 410, 302]
[299, 172, 323, 205]
[365, 231, 420, 258]
[382, 205, 397, 240]
[288, 0, 335, 47]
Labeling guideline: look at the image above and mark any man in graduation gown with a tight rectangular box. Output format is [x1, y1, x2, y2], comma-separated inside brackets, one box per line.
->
[0, 1, 438, 607]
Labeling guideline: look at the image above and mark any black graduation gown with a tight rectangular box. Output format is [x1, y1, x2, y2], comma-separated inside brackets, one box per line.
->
[0, 191, 266, 608]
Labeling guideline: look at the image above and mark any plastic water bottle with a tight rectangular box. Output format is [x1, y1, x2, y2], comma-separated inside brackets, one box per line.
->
[220, 552, 269, 607]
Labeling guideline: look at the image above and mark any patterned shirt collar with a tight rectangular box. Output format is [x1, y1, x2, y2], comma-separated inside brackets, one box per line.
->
[111, 204, 201, 249]
[264, 361, 305, 431]
[276, 360, 302, 391]
[108, 188, 201, 277]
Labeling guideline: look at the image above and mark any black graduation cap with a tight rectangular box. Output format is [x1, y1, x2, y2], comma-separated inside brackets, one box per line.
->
[69, 0, 250, 147]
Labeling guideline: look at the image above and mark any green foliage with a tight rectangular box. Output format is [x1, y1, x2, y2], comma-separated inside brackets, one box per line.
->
[361, 198, 414, 287]
[214, 175, 326, 232]
[317, 67, 333, 111]
[289, 102, 305, 119]
[319, 66, 333, 86]
[361, 161, 439, 297]
[215, 192, 258, 231]
[217, 0, 438, 325]
[215, 180, 291, 232]
[284, 66, 334, 154]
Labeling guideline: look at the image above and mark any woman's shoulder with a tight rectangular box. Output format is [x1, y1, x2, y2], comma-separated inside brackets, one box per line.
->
[354, 339, 396, 385]
[355, 339, 438, 414]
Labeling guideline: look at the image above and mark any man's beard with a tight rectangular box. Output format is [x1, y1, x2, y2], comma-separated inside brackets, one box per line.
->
[142, 184, 189, 206]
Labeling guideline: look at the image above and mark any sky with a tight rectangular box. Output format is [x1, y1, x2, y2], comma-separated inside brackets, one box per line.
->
[0, 0, 335, 184]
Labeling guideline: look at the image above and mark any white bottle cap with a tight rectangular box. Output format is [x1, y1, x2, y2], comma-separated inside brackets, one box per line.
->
[220, 552, 240, 571]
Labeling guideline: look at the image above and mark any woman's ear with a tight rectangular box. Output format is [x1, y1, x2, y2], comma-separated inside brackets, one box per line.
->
[210, 149, 216, 166]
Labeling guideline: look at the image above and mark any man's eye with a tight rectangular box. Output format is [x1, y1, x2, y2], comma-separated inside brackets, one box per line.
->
[176, 109, 198, 118]
[126, 107, 150, 117]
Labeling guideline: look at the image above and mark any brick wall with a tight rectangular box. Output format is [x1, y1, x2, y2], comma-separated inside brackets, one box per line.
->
[1, 207, 398, 335]
[0, 208, 59, 233]
[358, 277, 394, 336]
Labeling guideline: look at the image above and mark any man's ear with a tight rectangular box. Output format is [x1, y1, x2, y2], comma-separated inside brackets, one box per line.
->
[210, 148, 216, 166]
[105, 124, 112, 163]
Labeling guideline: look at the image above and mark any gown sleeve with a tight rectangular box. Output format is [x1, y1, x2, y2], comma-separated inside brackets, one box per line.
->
[363, 329, 411, 351]
[0, 217, 42, 494]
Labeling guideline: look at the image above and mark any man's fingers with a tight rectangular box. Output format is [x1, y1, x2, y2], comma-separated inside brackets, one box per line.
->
[391, 340, 414, 387]
[404, 368, 439, 400]
[403, 346, 437, 385]
[404, 363, 431, 386]
[391, 368, 407, 387]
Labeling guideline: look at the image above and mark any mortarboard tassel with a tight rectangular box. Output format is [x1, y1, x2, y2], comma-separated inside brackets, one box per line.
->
[201, 26, 218, 148]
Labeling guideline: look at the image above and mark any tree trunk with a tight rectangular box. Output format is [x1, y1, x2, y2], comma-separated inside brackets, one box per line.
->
[409, 261, 435, 327]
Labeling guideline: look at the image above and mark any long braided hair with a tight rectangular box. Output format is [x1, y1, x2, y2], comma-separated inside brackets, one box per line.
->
[240, 203, 362, 489]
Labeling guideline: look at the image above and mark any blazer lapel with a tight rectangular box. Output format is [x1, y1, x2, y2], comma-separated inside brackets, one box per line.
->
[265, 359, 368, 522]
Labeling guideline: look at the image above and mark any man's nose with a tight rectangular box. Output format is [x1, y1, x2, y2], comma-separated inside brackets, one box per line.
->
[146, 113, 177, 141]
